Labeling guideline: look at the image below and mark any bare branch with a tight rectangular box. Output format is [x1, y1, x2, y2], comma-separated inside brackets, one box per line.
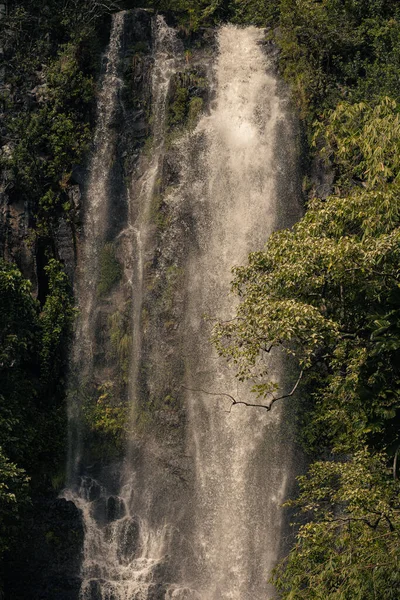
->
[182, 369, 303, 412]
[262, 344, 273, 353]
[322, 516, 383, 529]
[270, 369, 304, 406]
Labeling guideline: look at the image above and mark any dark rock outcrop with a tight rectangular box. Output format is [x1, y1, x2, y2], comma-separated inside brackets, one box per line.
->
[3, 497, 84, 600]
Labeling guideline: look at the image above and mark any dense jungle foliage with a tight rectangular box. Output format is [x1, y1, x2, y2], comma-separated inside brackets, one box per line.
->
[1, 0, 399, 598]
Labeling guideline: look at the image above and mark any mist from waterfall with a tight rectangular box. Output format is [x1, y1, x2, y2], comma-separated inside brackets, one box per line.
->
[64, 11, 302, 600]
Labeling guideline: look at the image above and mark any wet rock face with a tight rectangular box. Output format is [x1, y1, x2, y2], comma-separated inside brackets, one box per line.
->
[310, 154, 335, 199]
[116, 515, 140, 562]
[91, 494, 127, 525]
[0, 192, 38, 290]
[3, 497, 84, 600]
[117, 9, 153, 182]
[55, 217, 76, 284]
[0, 140, 38, 289]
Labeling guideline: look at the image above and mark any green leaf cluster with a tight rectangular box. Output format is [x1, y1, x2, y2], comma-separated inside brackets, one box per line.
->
[276, 0, 400, 121]
[167, 71, 207, 132]
[97, 242, 122, 297]
[40, 259, 76, 385]
[273, 450, 400, 599]
[1, 0, 109, 235]
[314, 97, 400, 188]
[0, 259, 74, 563]
[82, 381, 128, 441]
[108, 304, 132, 384]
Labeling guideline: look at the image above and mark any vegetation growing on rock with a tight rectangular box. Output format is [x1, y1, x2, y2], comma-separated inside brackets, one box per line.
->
[0, 258, 74, 566]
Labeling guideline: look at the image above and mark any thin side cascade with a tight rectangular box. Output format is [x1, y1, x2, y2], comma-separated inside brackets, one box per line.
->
[66, 11, 126, 484]
[180, 25, 302, 598]
[125, 15, 181, 452]
[64, 16, 182, 600]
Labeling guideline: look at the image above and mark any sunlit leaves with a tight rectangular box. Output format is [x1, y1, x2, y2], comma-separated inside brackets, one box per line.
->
[0, 447, 29, 555]
[213, 86, 400, 598]
[315, 97, 400, 187]
[213, 182, 400, 408]
[272, 450, 400, 599]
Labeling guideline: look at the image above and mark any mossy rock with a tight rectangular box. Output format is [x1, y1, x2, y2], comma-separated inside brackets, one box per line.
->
[97, 242, 122, 297]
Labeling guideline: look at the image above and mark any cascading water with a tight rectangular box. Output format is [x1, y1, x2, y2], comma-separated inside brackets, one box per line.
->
[65, 11, 302, 600]
[126, 15, 181, 449]
[180, 26, 302, 599]
[65, 14, 182, 600]
[66, 11, 126, 482]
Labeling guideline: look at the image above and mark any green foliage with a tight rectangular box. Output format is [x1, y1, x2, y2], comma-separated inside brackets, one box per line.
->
[0, 259, 73, 562]
[0, 447, 29, 556]
[0, 261, 36, 558]
[0, 260, 40, 371]
[7, 44, 93, 228]
[167, 71, 206, 132]
[187, 96, 204, 129]
[314, 97, 400, 188]
[108, 304, 132, 383]
[150, 191, 170, 230]
[276, 0, 400, 121]
[169, 86, 189, 126]
[272, 450, 400, 599]
[90, 382, 128, 437]
[97, 243, 122, 297]
[231, 0, 280, 26]
[1, 0, 105, 233]
[0, 260, 40, 465]
[82, 381, 128, 450]
[157, 0, 232, 31]
[40, 259, 75, 386]
[0, 449, 29, 510]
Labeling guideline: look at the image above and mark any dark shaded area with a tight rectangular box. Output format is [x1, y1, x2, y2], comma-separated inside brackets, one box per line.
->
[3, 498, 84, 600]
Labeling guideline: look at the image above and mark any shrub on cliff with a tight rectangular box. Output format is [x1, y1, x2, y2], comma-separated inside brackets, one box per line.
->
[0, 258, 74, 564]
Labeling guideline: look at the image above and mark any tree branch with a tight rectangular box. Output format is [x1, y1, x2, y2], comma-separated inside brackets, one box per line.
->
[182, 369, 303, 412]
[322, 516, 383, 529]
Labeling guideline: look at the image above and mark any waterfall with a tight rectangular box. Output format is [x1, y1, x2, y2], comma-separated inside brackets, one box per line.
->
[64, 11, 302, 600]
[64, 14, 182, 600]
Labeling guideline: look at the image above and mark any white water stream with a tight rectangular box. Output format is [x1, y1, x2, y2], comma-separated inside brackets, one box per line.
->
[182, 26, 301, 598]
[66, 11, 125, 483]
[64, 15, 181, 600]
